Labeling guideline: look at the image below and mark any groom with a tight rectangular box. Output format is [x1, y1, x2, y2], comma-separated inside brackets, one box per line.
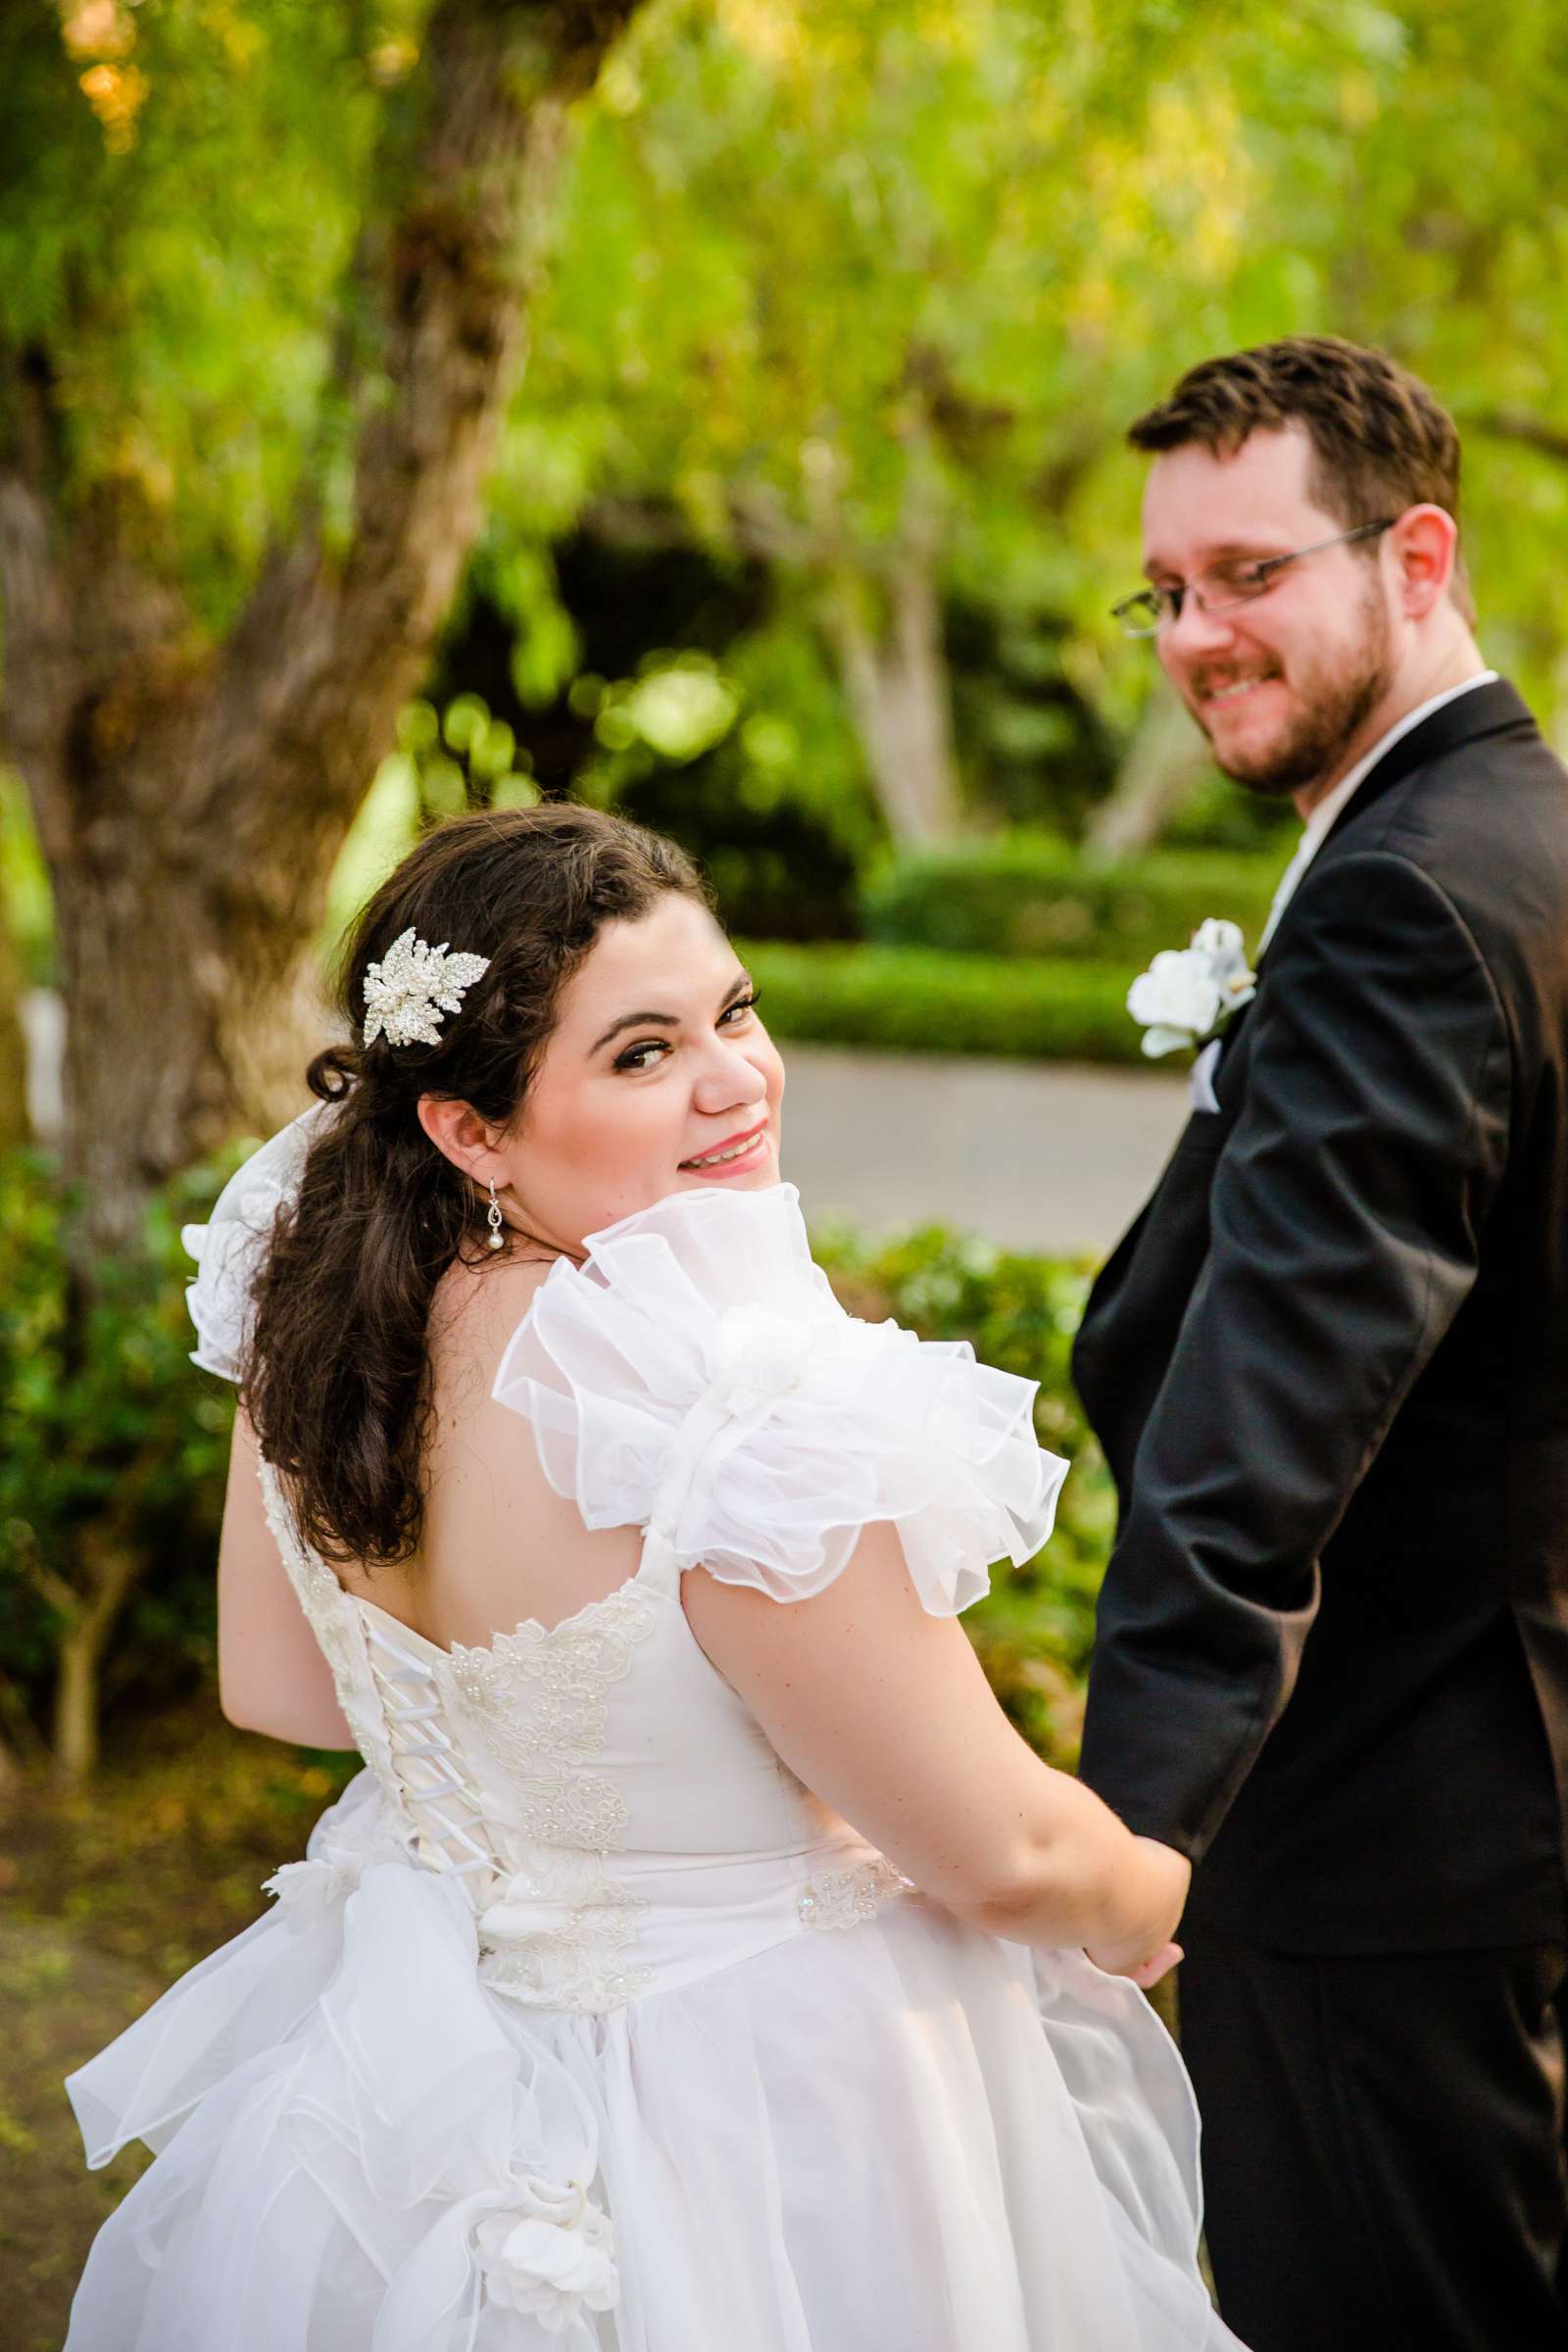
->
[1073, 337, 1568, 2351]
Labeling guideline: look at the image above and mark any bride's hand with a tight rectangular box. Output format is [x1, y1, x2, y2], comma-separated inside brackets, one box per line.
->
[1083, 1837, 1191, 1986]
[1088, 1938, 1184, 1989]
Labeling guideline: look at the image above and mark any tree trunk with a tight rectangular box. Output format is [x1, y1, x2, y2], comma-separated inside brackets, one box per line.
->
[1082, 682, 1212, 862]
[50, 1587, 126, 1788]
[800, 413, 963, 852]
[0, 866, 28, 1151]
[17, 1517, 141, 1785]
[825, 557, 963, 849]
[0, 0, 644, 1261]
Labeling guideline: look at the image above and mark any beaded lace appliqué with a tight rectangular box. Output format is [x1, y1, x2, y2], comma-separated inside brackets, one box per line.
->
[798, 1855, 916, 1932]
[449, 1592, 655, 1805]
[452, 1589, 661, 2012]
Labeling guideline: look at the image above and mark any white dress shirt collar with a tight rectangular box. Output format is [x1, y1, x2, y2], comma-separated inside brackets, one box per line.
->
[1257, 669, 1498, 953]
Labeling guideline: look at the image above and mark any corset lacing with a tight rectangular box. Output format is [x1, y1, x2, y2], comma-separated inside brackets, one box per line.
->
[365, 1622, 496, 1900]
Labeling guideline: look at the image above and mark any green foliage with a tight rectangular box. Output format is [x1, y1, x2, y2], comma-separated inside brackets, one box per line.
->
[520, 0, 1337, 591]
[431, 534, 886, 939]
[608, 623, 880, 939]
[405, 695, 542, 818]
[1160, 767, 1301, 858]
[945, 601, 1116, 834]
[501, 0, 1568, 796]
[11, 0, 1568, 851]
[0, 1151, 238, 1718]
[0, 767, 54, 987]
[322, 631, 878, 956]
[740, 939, 1150, 1064]
[813, 1223, 1113, 1763]
[13, 0, 1568, 981]
[514, 1, 1555, 708]
[0, 2, 426, 625]
[861, 837, 1280, 962]
[322, 694, 542, 963]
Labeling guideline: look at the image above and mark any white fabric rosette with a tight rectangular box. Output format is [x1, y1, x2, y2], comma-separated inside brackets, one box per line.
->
[473, 2182, 617, 2327]
[180, 1099, 339, 1381]
[493, 1183, 1068, 1614]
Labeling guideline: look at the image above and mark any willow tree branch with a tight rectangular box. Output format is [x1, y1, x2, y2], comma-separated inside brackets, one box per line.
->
[202, 0, 643, 882]
[1467, 408, 1568, 468]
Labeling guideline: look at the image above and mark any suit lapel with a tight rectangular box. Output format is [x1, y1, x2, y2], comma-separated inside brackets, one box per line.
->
[1318, 675, 1535, 852]
[1250, 677, 1537, 991]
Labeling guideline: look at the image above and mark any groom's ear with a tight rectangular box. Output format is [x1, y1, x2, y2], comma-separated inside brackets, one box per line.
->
[1389, 504, 1460, 620]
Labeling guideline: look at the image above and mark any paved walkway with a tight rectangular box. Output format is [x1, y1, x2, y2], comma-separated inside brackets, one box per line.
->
[22, 997, 1191, 1258]
[778, 1044, 1188, 1257]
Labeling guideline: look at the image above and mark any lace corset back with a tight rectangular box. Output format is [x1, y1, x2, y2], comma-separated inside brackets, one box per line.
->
[255, 1456, 812, 2011]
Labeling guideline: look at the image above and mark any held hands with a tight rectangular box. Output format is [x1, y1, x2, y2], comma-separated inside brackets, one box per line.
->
[1114, 1941, 1184, 1992]
[1084, 1838, 1192, 1991]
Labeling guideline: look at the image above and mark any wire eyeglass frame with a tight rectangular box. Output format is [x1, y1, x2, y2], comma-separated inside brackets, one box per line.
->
[1112, 519, 1396, 639]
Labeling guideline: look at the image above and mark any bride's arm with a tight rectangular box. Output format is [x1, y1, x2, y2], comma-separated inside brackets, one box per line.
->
[681, 1523, 1189, 1971]
[215, 1406, 358, 1749]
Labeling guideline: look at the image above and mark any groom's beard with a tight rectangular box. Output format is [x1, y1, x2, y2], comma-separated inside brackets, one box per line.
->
[1200, 577, 1396, 800]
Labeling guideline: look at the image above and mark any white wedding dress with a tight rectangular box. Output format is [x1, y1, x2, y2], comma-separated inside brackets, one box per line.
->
[64, 1117, 1243, 2350]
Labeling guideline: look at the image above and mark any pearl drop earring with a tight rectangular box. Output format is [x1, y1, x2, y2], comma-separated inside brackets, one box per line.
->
[486, 1178, 506, 1252]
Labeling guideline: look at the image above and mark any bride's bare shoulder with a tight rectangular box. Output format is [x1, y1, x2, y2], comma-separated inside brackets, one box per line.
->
[432, 1242, 559, 1325]
[426, 1248, 560, 1406]
[419, 1247, 641, 1636]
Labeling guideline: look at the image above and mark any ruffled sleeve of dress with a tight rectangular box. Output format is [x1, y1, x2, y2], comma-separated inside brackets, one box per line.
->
[180, 1099, 338, 1381]
[492, 1182, 1068, 1615]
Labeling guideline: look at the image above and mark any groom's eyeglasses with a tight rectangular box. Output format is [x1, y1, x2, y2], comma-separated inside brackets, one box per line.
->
[1111, 519, 1396, 638]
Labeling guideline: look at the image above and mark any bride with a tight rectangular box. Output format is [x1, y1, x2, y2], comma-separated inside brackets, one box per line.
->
[63, 802, 1242, 2349]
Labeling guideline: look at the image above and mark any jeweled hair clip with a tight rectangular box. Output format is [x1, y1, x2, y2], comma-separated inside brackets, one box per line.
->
[362, 927, 492, 1049]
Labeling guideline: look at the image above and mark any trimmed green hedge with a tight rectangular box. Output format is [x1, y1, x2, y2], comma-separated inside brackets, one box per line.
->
[740, 938, 1151, 1065]
[861, 833, 1278, 963]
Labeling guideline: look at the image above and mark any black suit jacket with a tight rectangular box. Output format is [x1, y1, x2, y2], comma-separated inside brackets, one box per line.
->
[1073, 678, 1568, 1951]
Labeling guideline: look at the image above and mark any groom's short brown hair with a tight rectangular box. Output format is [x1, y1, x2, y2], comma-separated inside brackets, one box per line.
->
[1129, 337, 1473, 620]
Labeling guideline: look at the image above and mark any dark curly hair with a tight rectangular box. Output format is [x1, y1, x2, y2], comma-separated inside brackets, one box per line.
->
[1128, 335, 1474, 623]
[244, 802, 710, 1571]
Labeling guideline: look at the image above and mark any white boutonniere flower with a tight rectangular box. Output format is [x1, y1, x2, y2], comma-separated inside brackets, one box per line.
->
[1127, 917, 1256, 1059]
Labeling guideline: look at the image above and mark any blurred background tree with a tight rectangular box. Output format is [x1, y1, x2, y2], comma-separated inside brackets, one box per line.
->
[0, 0, 646, 1263]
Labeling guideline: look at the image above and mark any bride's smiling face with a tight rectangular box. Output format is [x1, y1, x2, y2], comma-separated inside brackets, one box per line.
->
[483, 892, 785, 1252]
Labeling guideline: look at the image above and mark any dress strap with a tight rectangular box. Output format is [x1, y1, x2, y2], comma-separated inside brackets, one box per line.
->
[635, 1523, 685, 1599]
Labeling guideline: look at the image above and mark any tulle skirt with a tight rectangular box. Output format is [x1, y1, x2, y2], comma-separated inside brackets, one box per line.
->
[64, 1787, 1242, 2350]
